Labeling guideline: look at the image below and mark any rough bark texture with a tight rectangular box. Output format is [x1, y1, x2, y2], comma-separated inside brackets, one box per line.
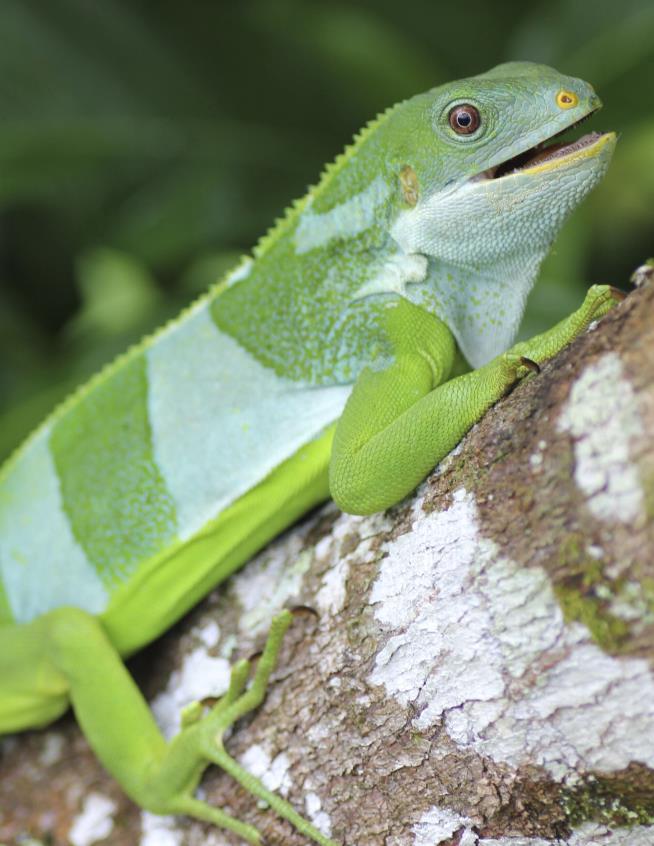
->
[1, 281, 653, 846]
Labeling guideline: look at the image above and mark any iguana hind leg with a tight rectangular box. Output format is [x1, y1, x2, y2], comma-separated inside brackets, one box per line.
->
[160, 610, 338, 846]
[37, 606, 337, 846]
[0, 619, 70, 732]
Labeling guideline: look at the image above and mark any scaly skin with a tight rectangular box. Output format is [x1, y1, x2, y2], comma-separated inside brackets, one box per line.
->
[330, 286, 623, 515]
[0, 63, 619, 844]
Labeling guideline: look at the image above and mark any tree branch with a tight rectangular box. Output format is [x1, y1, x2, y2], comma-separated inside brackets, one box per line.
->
[2, 282, 653, 846]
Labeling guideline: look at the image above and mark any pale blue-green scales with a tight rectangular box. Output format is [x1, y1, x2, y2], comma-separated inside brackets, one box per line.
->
[0, 165, 398, 623]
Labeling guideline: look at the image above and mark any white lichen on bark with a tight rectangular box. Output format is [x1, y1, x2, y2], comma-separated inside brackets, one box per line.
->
[304, 790, 333, 837]
[412, 809, 654, 845]
[369, 487, 654, 779]
[239, 744, 293, 797]
[460, 822, 654, 845]
[140, 812, 185, 846]
[232, 540, 313, 636]
[68, 793, 117, 846]
[412, 805, 473, 845]
[557, 351, 645, 524]
[150, 635, 232, 740]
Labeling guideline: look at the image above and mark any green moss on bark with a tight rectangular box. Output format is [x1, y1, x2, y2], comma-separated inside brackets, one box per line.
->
[552, 535, 630, 652]
[562, 768, 654, 829]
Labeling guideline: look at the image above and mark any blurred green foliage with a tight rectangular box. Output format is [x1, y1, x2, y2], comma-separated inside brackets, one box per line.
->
[1, 0, 653, 463]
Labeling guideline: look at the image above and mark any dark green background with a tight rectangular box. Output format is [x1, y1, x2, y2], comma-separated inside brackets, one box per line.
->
[1, 0, 653, 463]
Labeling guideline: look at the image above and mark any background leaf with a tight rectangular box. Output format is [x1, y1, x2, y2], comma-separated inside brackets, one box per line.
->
[1, 0, 652, 463]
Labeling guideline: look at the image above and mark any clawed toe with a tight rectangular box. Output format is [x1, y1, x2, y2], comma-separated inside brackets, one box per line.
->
[519, 356, 540, 374]
[608, 285, 627, 301]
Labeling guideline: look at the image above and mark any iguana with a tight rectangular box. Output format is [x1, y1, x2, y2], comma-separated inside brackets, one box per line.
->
[0, 62, 620, 845]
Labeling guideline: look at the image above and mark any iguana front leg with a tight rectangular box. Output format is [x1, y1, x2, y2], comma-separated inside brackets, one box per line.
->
[4, 608, 337, 846]
[330, 286, 621, 516]
[509, 283, 623, 363]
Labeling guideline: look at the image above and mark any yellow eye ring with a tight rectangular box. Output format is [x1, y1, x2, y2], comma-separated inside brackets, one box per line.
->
[556, 90, 578, 109]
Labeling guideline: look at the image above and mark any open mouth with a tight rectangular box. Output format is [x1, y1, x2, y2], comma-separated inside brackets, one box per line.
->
[473, 112, 608, 182]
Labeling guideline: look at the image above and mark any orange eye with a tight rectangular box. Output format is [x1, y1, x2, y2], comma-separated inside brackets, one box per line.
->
[448, 104, 481, 135]
[556, 90, 578, 109]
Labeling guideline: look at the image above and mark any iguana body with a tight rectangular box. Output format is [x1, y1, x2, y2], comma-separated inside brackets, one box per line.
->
[0, 63, 618, 844]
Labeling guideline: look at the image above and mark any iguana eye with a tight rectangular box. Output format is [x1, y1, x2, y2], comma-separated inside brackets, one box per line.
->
[556, 89, 579, 109]
[448, 104, 481, 135]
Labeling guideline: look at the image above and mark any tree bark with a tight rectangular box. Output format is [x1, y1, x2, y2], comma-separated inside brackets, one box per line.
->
[1, 280, 653, 846]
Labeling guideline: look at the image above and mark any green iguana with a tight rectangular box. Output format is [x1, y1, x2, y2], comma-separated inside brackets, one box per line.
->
[0, 62, 620, 845]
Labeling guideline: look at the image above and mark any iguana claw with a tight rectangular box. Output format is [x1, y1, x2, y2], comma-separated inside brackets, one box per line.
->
[519, 356, 541, 374]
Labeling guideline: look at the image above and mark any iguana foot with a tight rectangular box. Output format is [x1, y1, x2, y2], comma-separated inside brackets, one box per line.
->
[508, 283, 623, 368]
[161, 610, 339, 846]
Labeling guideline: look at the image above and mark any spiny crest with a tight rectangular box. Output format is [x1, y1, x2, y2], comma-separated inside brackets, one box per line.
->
[0, 98, 406, 485]
[251, 100, 403, 261]
[0, 289, 215, 486]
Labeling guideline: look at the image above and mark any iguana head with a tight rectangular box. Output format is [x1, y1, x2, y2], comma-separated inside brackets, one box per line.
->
[385, 61, 616, 367]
